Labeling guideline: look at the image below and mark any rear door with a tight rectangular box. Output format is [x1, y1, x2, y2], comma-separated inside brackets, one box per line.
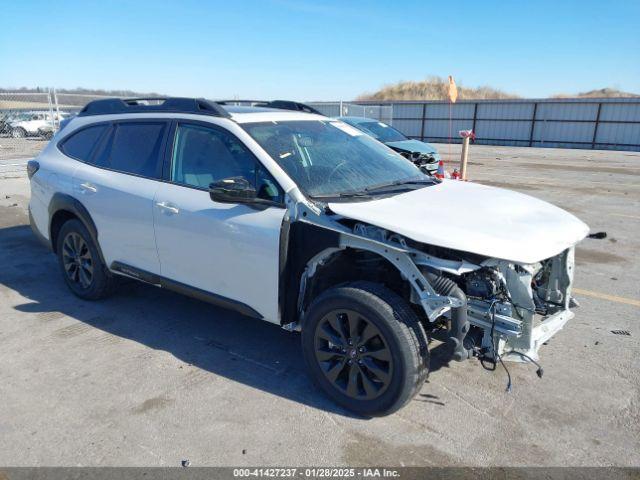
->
[152, 120, 286, 323]
[71, 119, 169, 274]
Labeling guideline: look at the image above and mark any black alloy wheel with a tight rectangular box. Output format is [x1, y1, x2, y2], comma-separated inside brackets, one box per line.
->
[61, 232, 94, 289]
[56, 219, 116, 300]
[302, 282, 430, 416]
[314, 309, 393, 400]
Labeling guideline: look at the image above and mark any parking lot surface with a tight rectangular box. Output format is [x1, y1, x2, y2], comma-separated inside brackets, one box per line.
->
[0, 144, 638, 466]
[0, 136, 47, 162]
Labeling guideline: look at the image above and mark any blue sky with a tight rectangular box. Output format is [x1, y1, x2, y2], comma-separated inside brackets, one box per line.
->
[1, 0, 639, 100]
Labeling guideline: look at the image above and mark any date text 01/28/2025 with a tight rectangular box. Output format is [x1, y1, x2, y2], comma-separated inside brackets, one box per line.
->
[232, 468, 400, 478]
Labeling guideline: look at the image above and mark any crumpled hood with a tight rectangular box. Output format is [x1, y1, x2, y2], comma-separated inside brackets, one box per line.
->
[329, 180, 589, 264]
[386, 139, 438, 157]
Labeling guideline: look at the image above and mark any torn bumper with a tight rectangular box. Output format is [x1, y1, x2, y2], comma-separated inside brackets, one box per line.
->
[501, 309, 574, 362]
[471, 247, 577, 362]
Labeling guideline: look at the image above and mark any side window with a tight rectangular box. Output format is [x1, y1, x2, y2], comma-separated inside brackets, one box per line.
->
[60, 124, 109, 162]
[256, 162, 283, 204]
[171, 123, 283, 203]
[95, 122, 166, 178]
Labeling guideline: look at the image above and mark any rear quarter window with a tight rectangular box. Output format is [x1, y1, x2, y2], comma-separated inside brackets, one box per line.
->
[60, 124, 109, 162]
[94, 122, 167, 179]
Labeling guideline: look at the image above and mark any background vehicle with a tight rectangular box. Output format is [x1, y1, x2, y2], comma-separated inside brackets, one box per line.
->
[28, 97, 589, 416]
[9, 111, 68, 138]
[339, 116, 440, 173]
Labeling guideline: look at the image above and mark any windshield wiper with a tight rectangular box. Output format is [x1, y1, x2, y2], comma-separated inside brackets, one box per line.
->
[313, 178, 435, 201]
[313, 191, 371, 200]
[364, 177, 436, 193]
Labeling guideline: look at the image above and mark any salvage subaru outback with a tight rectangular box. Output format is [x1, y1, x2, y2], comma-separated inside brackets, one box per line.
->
[28, 97, 589, 416]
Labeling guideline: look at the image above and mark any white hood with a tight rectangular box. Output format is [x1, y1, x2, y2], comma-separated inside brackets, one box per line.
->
[328, 180, 589, 264]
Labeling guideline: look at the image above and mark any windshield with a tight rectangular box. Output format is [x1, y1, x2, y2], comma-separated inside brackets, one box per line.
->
[243, 120, 432, 198]
[357, 121, 407, 142]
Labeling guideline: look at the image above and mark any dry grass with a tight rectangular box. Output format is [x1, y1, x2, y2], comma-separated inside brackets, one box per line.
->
[358, 77, 640, 101]
[552, 88, 640, 98]
[357, 76, 519, 101]
[0, 100, 52, 109]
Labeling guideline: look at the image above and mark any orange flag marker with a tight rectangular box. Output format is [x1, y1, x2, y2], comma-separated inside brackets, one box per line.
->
[447, 75, 458, 103]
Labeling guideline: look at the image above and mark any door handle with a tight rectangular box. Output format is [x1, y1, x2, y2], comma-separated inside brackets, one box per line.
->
[156, 201, 179, 214]
[79, 182, 97, 193]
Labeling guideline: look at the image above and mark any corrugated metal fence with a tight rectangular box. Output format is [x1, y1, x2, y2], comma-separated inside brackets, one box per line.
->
[309, 98, 640, 151]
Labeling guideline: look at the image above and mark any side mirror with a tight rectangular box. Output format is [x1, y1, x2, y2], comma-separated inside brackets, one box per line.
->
[208, 177, 257, 204]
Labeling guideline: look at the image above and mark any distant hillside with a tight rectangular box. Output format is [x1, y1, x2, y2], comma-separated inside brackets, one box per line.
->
[357, 77, 519, 101]
[0, 87, 164, 97]
[552, 88, 640, 98]
[358, 77, 640, 101]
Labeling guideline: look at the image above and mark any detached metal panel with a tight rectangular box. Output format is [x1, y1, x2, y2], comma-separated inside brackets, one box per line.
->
[599, 102, 640, 122]
[596, 122, 640, 146]
[392, 119, 422, 138]
[425, 103, 475, 119]
[477, 102, 534, 120]
[476, 120, 531, 141]
[391, 103, 423, 118]
[532, 120, 594, 144]
[536, 102, 600, 121]
[422, 119, 474, 140]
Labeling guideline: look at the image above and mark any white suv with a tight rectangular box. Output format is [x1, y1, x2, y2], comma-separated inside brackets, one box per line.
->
[10, 111, 68, 138]
[28, 97, 589, 416]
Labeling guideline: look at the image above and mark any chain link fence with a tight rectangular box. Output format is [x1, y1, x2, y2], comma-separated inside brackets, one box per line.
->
[1, 91, 56, 162]
[306, 102, 394, 124]
[0, 90, 114, 162]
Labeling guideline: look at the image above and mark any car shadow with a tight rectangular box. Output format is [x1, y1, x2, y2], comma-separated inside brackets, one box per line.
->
[428, 340, 455, 374]
[0, 222, 363, 418]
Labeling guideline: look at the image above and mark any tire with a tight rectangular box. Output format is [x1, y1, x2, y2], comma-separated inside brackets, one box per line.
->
[11, 127, 26, 138]
[302, 282, 429, 417]
[56, 219, 116, 300]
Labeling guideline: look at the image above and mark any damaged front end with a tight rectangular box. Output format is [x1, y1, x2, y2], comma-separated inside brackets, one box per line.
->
[393, 149, 439, 173]
[415, 244, 578, 362]
[287, 185, 582, 366]
[324, 221, 579, 364]
[459, 248, 577, 361]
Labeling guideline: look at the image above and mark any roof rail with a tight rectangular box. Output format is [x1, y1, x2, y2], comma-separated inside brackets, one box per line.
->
[217, 99, 324, 116]
[78, 97, 231, 118]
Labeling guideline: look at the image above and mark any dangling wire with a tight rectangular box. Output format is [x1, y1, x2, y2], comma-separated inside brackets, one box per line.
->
[490, 300, 512, 392]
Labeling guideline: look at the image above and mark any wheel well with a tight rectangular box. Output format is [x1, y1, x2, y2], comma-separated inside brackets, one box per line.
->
[302, 248, 412, 314]
[50, 210, 79, 253]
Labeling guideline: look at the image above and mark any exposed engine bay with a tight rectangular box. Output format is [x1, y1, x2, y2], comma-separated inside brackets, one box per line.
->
[459, 250, 575, 362]
[414, 229, 577, 363]
[415, 230, 577, 362]
[296, 218, 578, 366]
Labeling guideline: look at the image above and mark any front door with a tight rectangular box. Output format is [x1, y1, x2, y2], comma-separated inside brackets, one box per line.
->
[153, 121, 286, 323]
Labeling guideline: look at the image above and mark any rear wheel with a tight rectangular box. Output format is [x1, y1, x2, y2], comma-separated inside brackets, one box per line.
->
[302, 282, 429, 416]
[56, 219, 116, 300]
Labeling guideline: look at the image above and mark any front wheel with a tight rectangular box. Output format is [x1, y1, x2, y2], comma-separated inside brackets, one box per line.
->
[302, 282, 429, 416]
[11, 127, 26, 138]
